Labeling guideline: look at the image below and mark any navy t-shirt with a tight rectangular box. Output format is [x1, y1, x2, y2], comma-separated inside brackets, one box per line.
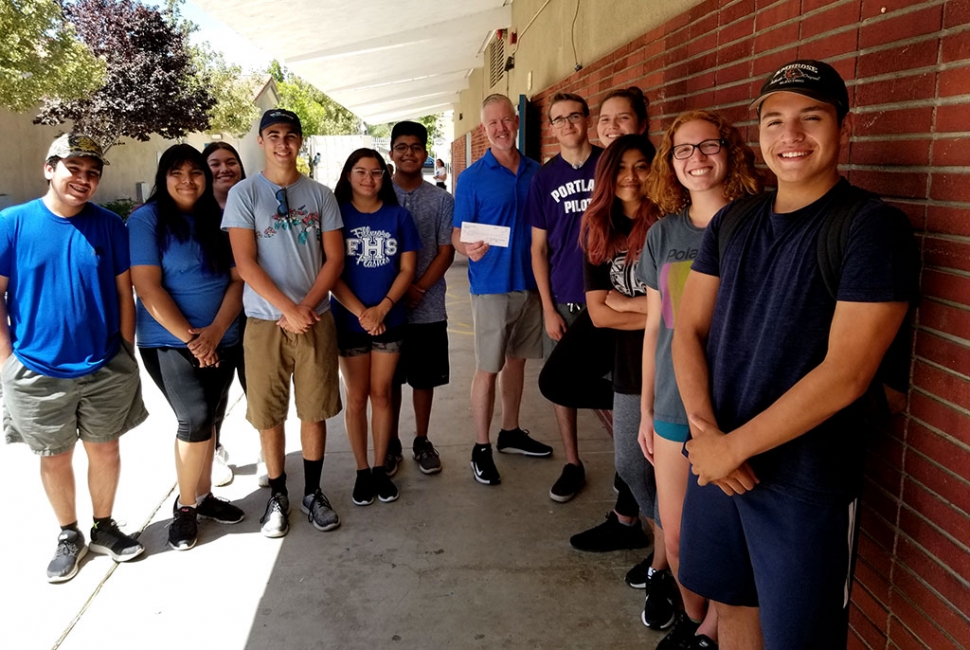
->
[691, 179, 920, 500]
[331, 202, 422, 334]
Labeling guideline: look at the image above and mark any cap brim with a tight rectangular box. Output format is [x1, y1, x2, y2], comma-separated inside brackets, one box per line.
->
[749, 88, 842, 114]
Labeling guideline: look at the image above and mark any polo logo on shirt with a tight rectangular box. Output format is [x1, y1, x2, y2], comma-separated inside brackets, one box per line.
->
[347, 226, 397, 268]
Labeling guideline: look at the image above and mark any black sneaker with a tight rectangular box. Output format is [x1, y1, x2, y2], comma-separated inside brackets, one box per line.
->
[168, 506, 198, 551]
[496, 428, 553, 457]
[47, 529, 87, 583]
[687, 635, 718, 649]
[89, 519, 144, 562]
[301, 489, 340, 531]
[352, 469, 375, 506]
[259, 493, 290, 538]
[372, 466, 399, 503]
[642, 569, 677, 630]
[656, 612, 700, 650]
[196, 494, 244, 524]
[549, 462, 585, 503]
[569, 511, 650, 552]
[384, 437, 403, 478]
[470, 444, 501, 485]
[413, 436, 442, 474]
[624, 552, 656, 588]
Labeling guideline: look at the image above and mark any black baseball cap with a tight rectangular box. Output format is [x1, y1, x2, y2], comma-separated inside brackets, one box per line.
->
[259, 108, 302, 135]
[750, 59, 850, 120]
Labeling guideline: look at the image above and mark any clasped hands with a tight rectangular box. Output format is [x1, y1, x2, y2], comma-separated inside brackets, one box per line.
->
[685, 414, 759, 496]
[186, 326, 220, 368]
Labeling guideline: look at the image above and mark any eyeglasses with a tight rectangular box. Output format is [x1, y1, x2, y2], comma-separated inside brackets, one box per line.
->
[392, 143, 426, 154]
[352, 168, 385, 181]
[550, 112, 586, 128]
[671, 139, 725, 160]
[275, 187, 289, 218]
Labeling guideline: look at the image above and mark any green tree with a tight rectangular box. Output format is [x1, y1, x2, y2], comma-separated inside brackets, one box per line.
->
[0, 0, 105, 112]
[193, 46, 260, 138]
[268, 60, 361, 136]
[367, 114, 443, 146]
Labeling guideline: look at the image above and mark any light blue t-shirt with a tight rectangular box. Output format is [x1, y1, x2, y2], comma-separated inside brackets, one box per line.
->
[393, 181, 454, 323]
[128, 203, 240, 348]
[453, 149, 539, 295]
[0, 199, 129, 378]
[221, 173, 343, 320]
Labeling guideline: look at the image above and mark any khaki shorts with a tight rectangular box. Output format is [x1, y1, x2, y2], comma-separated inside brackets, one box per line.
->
[471, 291, 543, 374]
[244, 313, 342, 429]
[2, 341, 148, 457]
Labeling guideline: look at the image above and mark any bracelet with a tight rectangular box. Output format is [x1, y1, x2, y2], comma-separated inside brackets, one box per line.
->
[382, 295, 395, 306]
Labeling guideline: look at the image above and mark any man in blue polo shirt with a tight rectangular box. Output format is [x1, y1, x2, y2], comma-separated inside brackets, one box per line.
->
[452, 93, 552, 486]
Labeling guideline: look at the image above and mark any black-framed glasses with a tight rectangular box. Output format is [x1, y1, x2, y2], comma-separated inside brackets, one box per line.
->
[275, 187, 289, 218]
[392, 143, 426, 154]
[550, 112, 586, 128]
[671, 139, 725, 160]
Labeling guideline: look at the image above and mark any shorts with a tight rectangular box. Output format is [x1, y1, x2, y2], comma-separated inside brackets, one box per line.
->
[679, 477, 859, 649]
[541, 302, 586, 358]
[140, 345, 240, 443]
[654, 419, 690, 443]
[2, 341, 148, 456]
[337, 324, 404, 357]
[244, 314, 341, 429]
[471, 290, 543, 373]
[393, 321, 450, 389]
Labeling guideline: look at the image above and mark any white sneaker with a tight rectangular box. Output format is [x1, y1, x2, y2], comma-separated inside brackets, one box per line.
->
[257, 450, 269, 488]
[211, 444, 233, 487]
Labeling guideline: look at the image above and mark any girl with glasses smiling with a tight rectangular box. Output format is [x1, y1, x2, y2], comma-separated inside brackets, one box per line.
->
[331, 149, 422, 506]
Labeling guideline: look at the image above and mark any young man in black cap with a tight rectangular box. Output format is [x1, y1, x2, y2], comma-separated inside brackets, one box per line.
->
[672, 60, 919, 648]
[0, 134, 148, 582]
[223, 108, 345, 537]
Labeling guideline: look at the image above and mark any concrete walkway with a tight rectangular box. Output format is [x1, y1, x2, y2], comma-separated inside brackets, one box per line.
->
[1, 259, 662, 650]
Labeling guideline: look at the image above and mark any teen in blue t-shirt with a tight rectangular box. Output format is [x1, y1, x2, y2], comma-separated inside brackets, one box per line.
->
[331, 149, 420, 507]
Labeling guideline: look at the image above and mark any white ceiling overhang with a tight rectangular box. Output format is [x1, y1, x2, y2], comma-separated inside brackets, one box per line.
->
[194, 0, 512, 124]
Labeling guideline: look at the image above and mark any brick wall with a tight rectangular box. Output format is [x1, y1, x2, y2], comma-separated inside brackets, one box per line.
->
[452, 0, 970, 646]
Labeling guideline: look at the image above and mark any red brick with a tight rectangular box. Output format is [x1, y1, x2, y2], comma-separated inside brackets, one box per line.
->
[864, 480, 903, 531]
[906, 439, 970, 510]
[689, 0, 720, 23]
[926, 205, 970, 238]
[862, 0, 929, 19]
[850, 139, 930, 166]
[850, 600, 889, 650]
[909, 389, 970, 447]
[717, 39, 754, 68]
[918, 299, 970, 342]
[942, 30, 970, 64]
[720, 15, 755, 44]
[850, 170, 927, 200]
[804, 0, 843, 10]
[756, 0, 800, 30]
[688, 32, 717, 58]
[930, 173, 970, 203]
[855, 73, 936, 107]
[845, 629, 869, 650]
[934, 137, 970, 167]
[752, 47, 798, 75]
[686, 71, 716, 94]
[860, 6, 944, 49]
[664, 42, 690, 67]
[935, 104, 970, 132]
[895, 533, 970, 626]
[898, 510, 970, 593]
[803, 3, 861, 40]
[925, 234, 970, 273]
[902, 475, 970, 545]
[888, 619, 933, 650]
[689, 14, 719, 42]
[855, 555, 893, 607]
[860, 501, 899, 549]
[755, 22, 799, 53]
[800, 28, 860, 60]
[664, 8, 692, 35]
[853, 107, 934, 137]
[915, 331, 970, 380]
[858, 40, 939, 77]
[857, 529, 895, 577]
[938, 67, 970, 98]
[686, 52, 717, 76]
[945, 0, 970, 29]
[715, 81, 755, 106]
[891, 564, 970, 648]
[720, 0, 756, 26]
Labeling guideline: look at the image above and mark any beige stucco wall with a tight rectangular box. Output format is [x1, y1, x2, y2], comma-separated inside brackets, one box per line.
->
[452, 0, 702, 137]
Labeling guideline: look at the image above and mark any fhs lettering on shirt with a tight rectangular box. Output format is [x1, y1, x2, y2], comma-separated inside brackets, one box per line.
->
[347, 226, 398, 268]
[550, 179, 595, 214]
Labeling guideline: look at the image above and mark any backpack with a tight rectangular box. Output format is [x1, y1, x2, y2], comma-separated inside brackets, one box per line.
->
[715, 181, 914, 423]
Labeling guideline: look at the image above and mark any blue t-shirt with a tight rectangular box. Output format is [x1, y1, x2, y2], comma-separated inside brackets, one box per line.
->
[0, 199, 129, 378]
[691, 180, 920, 500]
[453, 149, 539, 295]
[331, 202, 422, 334]
[128, 203, 240, 348]
[527, 147, 602, 304]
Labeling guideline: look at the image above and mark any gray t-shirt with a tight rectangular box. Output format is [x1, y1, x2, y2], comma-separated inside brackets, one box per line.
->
[222, 173, 343, 320]
[393, 180, 454, 324]
[636, 208, 704, 426]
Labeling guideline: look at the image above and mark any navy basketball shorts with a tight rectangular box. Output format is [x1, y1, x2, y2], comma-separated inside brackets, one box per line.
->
[678, 473, 860, 649]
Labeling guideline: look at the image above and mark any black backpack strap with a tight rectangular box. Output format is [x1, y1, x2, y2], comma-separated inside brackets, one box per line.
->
[716, 192, 775, 272]
[814, 181, 879, 300]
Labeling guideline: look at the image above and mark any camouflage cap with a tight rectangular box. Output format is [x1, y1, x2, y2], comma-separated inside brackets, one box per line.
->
[45, 133, 109, 166]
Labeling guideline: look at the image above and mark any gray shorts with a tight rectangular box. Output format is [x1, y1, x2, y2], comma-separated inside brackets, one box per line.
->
[541, 302, 586, 359]
[470, 290, 543, 373]
[2, 341, 148, 456]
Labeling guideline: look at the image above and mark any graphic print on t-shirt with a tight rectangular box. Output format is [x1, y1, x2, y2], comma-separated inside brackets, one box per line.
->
[659, 259, 694, 329]
[346, 225, 398, 268]
[258, 204, 321, 244]
[550, 178, 595, 214]
[609, 251, 646, 297]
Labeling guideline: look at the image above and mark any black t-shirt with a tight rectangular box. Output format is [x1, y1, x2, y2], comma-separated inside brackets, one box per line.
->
[583, 213, 647, 395]
[692, 179, 920, 501]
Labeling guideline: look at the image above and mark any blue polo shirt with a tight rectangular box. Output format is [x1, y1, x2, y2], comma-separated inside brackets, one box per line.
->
[453, 149, 539, 295]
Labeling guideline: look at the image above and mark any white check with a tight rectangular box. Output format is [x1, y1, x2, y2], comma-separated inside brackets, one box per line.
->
[459, 222, 511, 247]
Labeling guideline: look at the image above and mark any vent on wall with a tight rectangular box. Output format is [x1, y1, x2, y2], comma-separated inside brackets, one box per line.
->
[487, 36, 506, 88]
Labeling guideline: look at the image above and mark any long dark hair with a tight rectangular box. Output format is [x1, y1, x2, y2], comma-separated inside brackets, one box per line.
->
[333, 148, 399, 206]
[146, 144, 232, 275]
[202, 141, 247, 180]
[580, 134, 659, 266]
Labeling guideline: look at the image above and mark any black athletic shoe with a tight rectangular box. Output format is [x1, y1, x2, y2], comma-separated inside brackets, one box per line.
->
[413, 436, 442, 474]
[47, 529, 87, 583]
[384, 437, 403, 477]
[656, 612, 700, 650]
[549, 462, 585, 502]
[168, 506, 198, 551]
[372, 467, 399, 503]
[624, 552, 656, 588]
[352, 469, 375, 506]
[89, 519, 144, 562]
[642, 569, 677, 630]
[470, 444, 501, 485]
[496, 428, 553, 457]
[687, 635, 718, 649]
[569, 512, 650, 552]
[196, 494, 244, 524]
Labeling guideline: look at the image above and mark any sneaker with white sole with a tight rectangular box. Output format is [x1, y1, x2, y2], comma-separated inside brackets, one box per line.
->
[549, 462, 585, 502]
[196, 494, 244, 524]
[89, 519, 144, 562]
[259, 494, 290, 538]
[47, 529, 88, 583]
[413, 436, 442, 474]
[168, 506, 198, 551]
[470, 443, 501, 485]
[301, 489, 340, 531]
[384, 437, 403, 478]
[642, 568, 677, 630]
[496, 428, 553, 457]
[211, 444, 233, 487]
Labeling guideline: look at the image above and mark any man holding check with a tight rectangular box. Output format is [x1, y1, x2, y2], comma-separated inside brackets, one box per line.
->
[452, 93, 551, 486]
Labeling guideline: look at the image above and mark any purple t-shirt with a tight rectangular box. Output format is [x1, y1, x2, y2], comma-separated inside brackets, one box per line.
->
[527, 147, 602, 304]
